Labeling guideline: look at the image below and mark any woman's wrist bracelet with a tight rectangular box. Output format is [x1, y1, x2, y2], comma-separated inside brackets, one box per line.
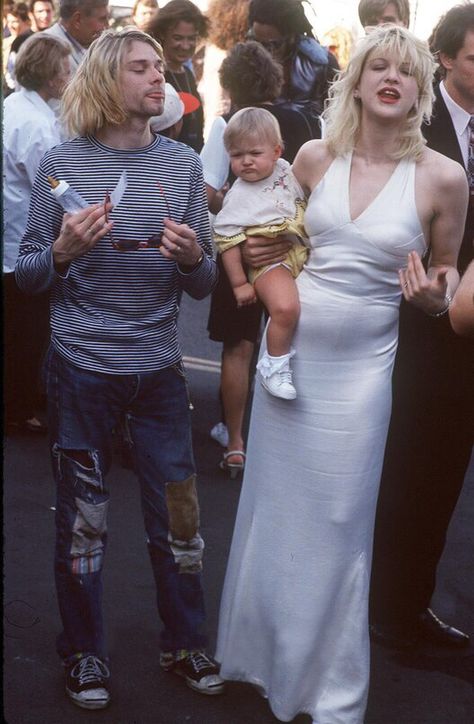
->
[428, 293, 452, 317]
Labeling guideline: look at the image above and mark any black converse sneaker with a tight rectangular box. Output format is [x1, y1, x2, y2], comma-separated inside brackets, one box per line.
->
[160, 649, 224, 695]
[65, 654, 111, 709]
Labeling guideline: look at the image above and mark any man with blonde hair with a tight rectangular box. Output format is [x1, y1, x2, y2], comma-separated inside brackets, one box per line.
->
[15, 27, 223, 710]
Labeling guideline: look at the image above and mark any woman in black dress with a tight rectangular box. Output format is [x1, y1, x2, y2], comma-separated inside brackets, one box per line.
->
[202, 40, 322, 476]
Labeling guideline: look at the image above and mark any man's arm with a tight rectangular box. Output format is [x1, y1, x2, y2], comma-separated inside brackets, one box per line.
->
[450, 260, 474, 337]
[15, 161, 111, 293]
[171, 158, 218, 299]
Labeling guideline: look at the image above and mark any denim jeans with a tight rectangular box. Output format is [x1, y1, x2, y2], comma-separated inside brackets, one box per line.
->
[46, 348, 207, 663]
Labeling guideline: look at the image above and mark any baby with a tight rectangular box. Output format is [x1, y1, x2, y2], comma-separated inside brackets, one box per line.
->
[213, 107, 308, 400]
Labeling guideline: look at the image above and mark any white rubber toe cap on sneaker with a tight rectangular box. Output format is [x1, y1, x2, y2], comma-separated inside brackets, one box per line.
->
[67, 687, 110, 709]
[186, 673, 225, 695]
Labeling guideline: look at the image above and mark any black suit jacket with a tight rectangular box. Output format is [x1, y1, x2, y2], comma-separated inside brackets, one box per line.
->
[370, 85, 473, 620]
[422, 84, 473, 272]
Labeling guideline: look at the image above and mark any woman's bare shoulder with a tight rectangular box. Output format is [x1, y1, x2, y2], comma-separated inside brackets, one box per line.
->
[295, 139, 333, 164]
[292, 141, 335, 193]
[419, 146, 467, 191]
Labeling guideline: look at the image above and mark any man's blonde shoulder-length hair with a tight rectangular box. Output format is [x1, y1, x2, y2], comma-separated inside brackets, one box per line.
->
[62, 27, 164, 137]
[323, 25, 436, 161]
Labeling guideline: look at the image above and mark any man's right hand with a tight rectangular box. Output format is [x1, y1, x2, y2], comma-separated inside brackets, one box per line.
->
[241, 234, 293, 269]
[52, 203, 113, 271]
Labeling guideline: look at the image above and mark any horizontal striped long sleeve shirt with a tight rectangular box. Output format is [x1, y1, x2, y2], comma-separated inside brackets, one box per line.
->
[15, 134, 217, 374]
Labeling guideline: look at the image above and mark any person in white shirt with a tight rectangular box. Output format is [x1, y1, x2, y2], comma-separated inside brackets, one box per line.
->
[44, 0, 109, 74]
[3, 32, 71, 434]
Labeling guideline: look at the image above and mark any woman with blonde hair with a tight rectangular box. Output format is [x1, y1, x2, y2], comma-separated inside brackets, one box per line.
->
[215, 24, 468, 723]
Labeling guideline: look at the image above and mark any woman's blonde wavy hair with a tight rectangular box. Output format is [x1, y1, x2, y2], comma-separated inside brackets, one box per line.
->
[324, 25, 436, 161]
[62, 27, 163, 137]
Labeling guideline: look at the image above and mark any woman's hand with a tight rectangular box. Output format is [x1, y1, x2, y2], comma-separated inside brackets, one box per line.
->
[241, 234, 292, 269]
[399, 251, 453, 315]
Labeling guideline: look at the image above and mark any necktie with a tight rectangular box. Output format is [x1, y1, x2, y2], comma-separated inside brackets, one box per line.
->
[468, 115, 474, 195]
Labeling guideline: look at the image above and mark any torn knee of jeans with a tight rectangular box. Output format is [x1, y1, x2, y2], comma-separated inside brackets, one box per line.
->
[56, 446, 96, 469]
[165, 474, 200, 541]
[69, 497, 109, 573]
[53, 444, 103, 491]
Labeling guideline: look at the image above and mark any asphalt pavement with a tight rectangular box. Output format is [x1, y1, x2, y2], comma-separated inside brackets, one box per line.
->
[4, 293, 474, 723]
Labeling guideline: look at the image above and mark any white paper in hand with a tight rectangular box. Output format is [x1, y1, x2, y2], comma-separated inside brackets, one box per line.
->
[110, 170, 128, 208]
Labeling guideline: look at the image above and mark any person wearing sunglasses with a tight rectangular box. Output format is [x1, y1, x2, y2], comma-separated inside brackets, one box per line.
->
[15, 27, 222, 710]
[247, 0, 339, 116]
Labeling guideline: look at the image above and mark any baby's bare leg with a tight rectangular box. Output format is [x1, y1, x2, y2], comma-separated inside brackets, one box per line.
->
[254, 266, 300, 357]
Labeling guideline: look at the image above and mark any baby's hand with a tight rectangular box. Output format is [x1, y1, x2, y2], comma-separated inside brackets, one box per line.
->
[234, 282, 257, 307]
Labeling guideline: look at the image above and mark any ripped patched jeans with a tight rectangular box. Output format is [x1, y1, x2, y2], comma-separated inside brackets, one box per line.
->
[46, 348, 207, 663]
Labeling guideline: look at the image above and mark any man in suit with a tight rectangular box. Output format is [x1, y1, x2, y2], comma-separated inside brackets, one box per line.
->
[370, 2, 474, 648]
[45, 0, 109, 74]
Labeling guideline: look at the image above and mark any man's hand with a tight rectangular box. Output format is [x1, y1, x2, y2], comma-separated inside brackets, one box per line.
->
[242, 234, 292, 269]
[233, 281, 257, 307]
[52, 203, 113, 271]
[161, 218, 203, 267]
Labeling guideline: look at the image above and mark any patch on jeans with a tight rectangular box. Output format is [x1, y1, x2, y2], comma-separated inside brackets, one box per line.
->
[165, 475, 200, 540]
[69, 497, 108, 573]
[70, 549, 104, 575]
[165, 475, 203, 572]
[168, 533, 205, 573]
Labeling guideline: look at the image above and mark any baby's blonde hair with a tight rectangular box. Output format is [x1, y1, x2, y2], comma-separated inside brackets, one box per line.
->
[223, 107, 283, 152]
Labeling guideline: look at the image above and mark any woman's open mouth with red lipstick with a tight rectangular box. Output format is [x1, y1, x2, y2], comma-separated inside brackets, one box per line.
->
[378, 87, 401, 103]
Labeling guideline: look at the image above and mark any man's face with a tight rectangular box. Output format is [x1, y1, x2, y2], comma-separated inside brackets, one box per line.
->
[250, 21, 293, 63]
[441, 29, 474, 112]
[72, 5, 110, 47]
[366, 2, 406, 28]
[32, 0, 54, 30]
[119, 40, 166, 120]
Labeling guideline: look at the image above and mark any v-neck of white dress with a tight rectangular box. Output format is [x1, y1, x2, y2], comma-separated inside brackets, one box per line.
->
[346, 151, 406, 224]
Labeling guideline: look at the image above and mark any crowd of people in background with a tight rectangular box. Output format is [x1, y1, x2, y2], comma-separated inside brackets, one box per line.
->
[3, 0, 473, 721]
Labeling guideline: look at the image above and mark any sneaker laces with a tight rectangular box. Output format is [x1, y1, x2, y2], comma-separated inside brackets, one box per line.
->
[279, 370, 293, 385]
[187, 651, 215, 674]
[71, 655, 110, 685]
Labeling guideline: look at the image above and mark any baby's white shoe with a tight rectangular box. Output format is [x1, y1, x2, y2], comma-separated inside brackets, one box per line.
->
[257, 350, 297, 400]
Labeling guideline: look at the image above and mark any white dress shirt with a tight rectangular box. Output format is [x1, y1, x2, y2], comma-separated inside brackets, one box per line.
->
[440, 80, 471, 168]
[3, 88, 63, 272]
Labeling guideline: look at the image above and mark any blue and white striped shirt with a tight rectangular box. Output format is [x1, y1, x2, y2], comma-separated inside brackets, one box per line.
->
[15, 133, 217, 374]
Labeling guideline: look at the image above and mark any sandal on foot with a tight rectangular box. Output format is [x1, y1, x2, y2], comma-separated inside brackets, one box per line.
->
[219, 450, 246, 479]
